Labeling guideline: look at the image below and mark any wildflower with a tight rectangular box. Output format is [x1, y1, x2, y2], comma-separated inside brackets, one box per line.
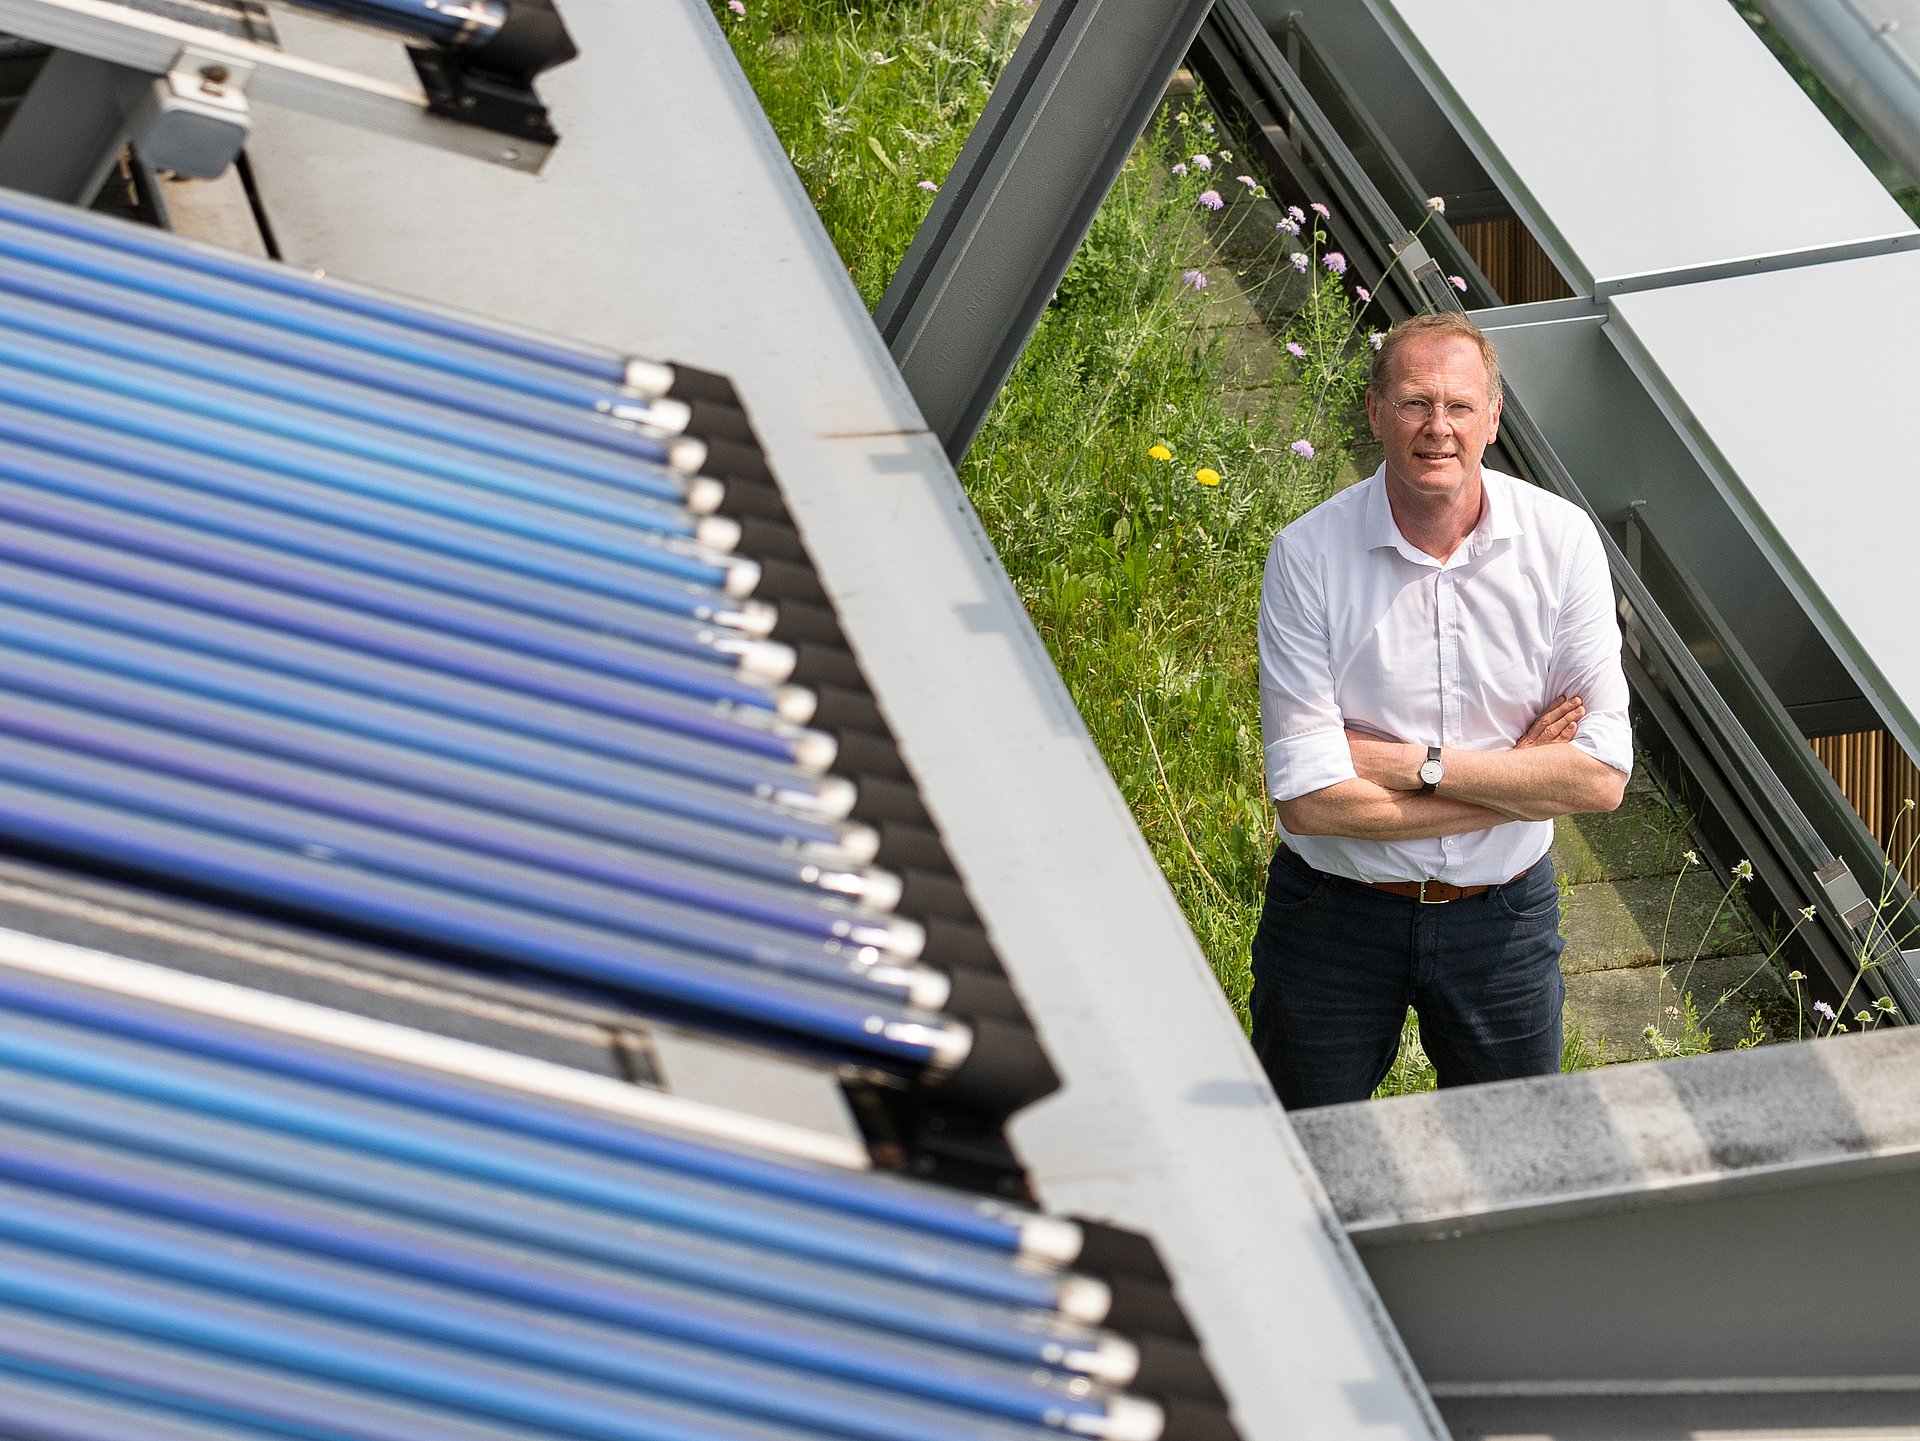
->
[1322, 252, 1347, 275]
[1665, 1005, 1680, 1018]
[1287, 204, 1305, 223]
[727, 0, 745, 12]
[1813, 1000, 1837, 1022]
[1310, 201, 1330, 219]
[917, 180, 938, 192]
[1275, 218, 1300, 236]
[1368, 331, 1383, 350]
[1219, 149, 1233, 161]
[1148, 444, 1173, 461]
[1355, 285, 1371, 301]
[1426, 194, 1445, 213]
[1684, 849, 1699, 866]
[1171, 163, 1187, 177]
[1195, 467, 1221, 487]
[1289, 439, 1315, 459]
[1191, 154, 1212, 170]
[1448, 274, 1468, 292]
[1236, 174, 1257, 189]
[1181, 269, 1207, 289]
[1877, 995, 1897, 1011]
[1201, 119, 1214, 133]
[1788, 970, 1806, 982]
[1857, 1010, 1874, 1025]
[1289, 252, 1309, 273]
[1733, 859, 1754, 882]
[1799, 905, 1817, 921]
[1197, 190, 1223, 211]
[1284, 342, 1306, 359]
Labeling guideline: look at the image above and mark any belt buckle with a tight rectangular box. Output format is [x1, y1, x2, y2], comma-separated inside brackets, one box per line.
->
[1418, 879, 1445, 905]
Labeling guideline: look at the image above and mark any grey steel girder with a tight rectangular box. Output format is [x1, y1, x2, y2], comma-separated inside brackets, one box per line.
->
[1293, 1028, 1920, 1438]
[874, 0, 1217, 461]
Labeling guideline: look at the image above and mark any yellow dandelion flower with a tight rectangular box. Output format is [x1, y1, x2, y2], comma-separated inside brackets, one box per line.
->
[1148, 444, 1173, 461]
[1195, 467, 1221, 487]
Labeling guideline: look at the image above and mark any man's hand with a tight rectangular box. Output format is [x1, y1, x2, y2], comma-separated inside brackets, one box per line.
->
[1515, 694, 1584, 748]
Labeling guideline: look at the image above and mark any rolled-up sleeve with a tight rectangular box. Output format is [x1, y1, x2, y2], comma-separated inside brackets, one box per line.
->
[1548, 521, 1634, 778]
[1259, 531, 1358, 802]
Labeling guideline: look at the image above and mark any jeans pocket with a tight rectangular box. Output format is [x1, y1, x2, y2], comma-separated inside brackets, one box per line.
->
[1493, 864, 1560, 922]
[1263, 849, 1329, 911]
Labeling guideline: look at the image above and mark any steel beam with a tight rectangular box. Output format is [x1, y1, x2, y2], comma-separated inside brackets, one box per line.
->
[1292, 1027, 1920, 1436]
[874, 0, 1216, 461]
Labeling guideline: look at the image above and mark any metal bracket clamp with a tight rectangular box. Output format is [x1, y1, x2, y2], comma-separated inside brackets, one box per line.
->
[1814, 856, 1878, 930]
[127, 46, 253, 179]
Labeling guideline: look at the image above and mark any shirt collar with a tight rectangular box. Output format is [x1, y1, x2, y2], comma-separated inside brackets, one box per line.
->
[1364, 465, 1520, 564]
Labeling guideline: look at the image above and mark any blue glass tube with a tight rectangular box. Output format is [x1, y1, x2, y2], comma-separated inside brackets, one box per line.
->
[0, 1105, 1093, 1417]
[0, 523, 806, 757]
[0, 476, 783, 714]
[0, 187, 633, 385]
[0, 564, 828, 791]
[0, 431, 760, 662]
[0, 328, 714, 542]
[0, 403, 744, 622]
[0, 1075, 1104, 1378]
[0, 777, 940, 1035]
[0, 209, 647, 422]
[0, 253, 682, 480]
[0, 734, 916, 984]
[0, 609, 851, 840]
[0, 277, 680, 495]
[0, 365, 739, 592]
[0, 1364, 301, 1441]
[0, 1241, 840, 1441]
[0, 1306, 568, 1441]
[0, 657, 862, 879]
[0, 1186, 1058, 1441]
[0, 693, 884, 935]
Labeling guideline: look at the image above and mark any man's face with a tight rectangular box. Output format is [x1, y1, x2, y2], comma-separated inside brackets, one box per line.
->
[1366, 334, 1502, 507]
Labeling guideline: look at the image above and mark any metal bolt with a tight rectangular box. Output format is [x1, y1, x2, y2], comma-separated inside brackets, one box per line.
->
[199, 63, 229, 95]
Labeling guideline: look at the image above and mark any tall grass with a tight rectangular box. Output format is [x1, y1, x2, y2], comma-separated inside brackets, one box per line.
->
[722, 1, 1375, 1021]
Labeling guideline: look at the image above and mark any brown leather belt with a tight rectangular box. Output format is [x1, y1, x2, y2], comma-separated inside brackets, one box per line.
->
[1354, 872, 1529, 904]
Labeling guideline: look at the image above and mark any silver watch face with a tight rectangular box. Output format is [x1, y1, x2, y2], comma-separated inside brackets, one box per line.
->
[1419, 759, 1444, 786]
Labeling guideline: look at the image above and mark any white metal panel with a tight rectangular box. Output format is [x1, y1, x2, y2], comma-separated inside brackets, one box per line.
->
[1605, 247, 1920, 755]
[237, 3, 1446, 1437]
[1367, 0, 1915, 290]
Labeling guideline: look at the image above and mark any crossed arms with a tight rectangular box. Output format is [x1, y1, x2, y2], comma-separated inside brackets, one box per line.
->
[1276, 695, 1628, 841]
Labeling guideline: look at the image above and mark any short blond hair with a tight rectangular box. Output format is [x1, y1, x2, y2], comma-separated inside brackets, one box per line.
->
[1370, 312, 1501, 399]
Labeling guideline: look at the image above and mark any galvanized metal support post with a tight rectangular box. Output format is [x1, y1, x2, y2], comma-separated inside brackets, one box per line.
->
[874, 0, 1217, 462]
[0, 50, 148, 203]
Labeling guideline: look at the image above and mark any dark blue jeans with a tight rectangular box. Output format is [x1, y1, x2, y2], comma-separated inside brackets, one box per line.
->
[1248, 845, 1564, 1109]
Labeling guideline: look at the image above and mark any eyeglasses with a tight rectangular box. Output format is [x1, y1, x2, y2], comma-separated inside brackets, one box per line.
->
[1389, 397, 1483, 426]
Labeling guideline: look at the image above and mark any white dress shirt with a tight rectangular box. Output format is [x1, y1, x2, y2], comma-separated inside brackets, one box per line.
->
[1259, 465, 1632, 885]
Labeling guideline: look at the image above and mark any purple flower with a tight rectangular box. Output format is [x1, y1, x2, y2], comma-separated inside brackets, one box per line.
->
[1814, 1000, 1838, 1022]
[1275, 218, 1300, 236]
[727, 0, 745, 13]
[1355, 285, 1371, 302]
[1171, 162, 1187, 177]
[1287, 205, 1305, 224]
[1310, 202, 1330, 219]
[1322, 252, 1347, 275]
[1448, 274, 1468, 292]
[1197, 189, 1223, 211]
[1181, 269, 1208, 290]
[917, 180, 938, 192]
[1289, 252, 1309, 273]
[1285, 342, 1306, 359]
[1289, 439, 1316, 459]
[1236, 174, 1256, 188]
[1191, 154, 1213, 171]
[1367, 331, 1383, 350]
[1426, 194, 1446, 213]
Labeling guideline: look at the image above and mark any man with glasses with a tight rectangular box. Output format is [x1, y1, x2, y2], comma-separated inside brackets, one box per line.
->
[1251, 311, 1631, 1108]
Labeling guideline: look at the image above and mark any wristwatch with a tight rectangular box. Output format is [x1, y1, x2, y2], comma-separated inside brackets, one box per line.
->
[1418, 745, 1444, 794]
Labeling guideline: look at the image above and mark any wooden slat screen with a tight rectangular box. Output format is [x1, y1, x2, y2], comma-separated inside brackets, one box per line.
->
[1810, 730, 1920, 894]
[1452, 218, 1574, 306]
